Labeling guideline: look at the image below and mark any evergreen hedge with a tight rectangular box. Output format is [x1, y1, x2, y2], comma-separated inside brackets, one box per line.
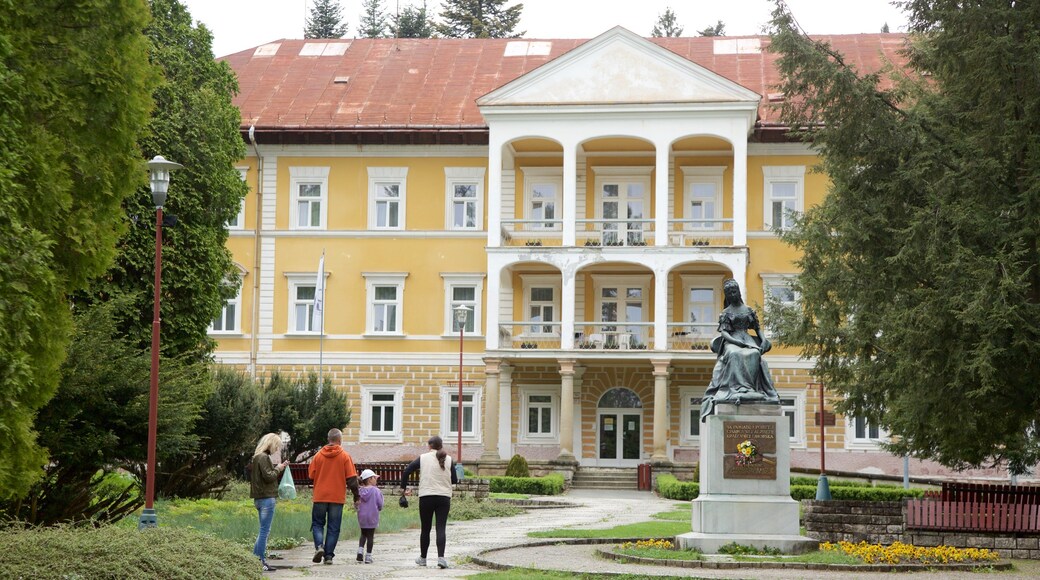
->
[487, 473, 565, 495]
[657, 474, 924, 502]
[656, 474, 699, 500]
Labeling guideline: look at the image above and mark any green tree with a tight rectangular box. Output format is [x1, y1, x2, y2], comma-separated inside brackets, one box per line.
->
[392, 1, 436, 38]
[0, 0, 156, 500]
[697, 20, 725, 37]
[651, 7, 683, 37]
[436, 0, 524, 39]
[86, 0, 248, 360]
[305, 0, 349, 39]
[260, 373, 351, 462]
[767, 1, 1040, 474]
[358, 0, 390, 38]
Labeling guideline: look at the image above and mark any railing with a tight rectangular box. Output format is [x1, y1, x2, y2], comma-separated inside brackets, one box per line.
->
[288, 461, 417, 488]
[498, 321, 563, 349]
[906, 482, 1040, 533]
[574, 321, 654, 350]
[576, 218, 654, 247]
[500, 219, 563, 247]
[667, 322, 717, 351]
[667, 218, 734, 247]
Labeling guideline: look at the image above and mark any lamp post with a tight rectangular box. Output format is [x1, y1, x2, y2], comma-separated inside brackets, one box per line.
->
[453, 304, 471, 475]
[139, 155, 182, 530]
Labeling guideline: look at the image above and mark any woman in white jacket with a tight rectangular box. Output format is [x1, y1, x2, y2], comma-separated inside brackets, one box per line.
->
[401, 435, 458, 569]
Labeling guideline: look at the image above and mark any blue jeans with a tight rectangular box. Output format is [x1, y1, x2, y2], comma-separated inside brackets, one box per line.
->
[253, 497, 276, 560]
[311, 502, 344, 560]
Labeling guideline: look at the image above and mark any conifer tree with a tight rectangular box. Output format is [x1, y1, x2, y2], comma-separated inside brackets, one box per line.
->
[436, 0, 523, 39]
[697, 20, 725, 37]
[305, 0, 349, 39]
[651, 7, 683, 37]
[767, 0, 1040, 474]
[392, 1, 436, 38]
[358, 0, 390, 38]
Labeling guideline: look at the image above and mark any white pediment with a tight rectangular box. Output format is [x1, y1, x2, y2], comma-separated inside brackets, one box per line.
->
[478, 26, 761, 107]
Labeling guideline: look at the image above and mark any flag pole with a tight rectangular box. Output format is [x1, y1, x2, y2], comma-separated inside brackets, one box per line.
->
[316, 250, 326, 395]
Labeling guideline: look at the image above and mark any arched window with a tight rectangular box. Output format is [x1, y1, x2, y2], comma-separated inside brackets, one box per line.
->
[598, 387, 642, 408]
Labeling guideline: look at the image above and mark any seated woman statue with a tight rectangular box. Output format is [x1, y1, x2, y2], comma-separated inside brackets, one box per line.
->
[699, 279, 780, 421]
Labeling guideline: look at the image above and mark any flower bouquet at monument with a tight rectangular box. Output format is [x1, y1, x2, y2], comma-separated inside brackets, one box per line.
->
[735, 439, 758, 466]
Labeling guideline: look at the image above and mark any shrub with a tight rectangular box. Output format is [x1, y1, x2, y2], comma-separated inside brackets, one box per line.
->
[791, 485, 924, 501]
[0, 525, 259, 579]
[656, 474, 699, 500]
[448, 495, 523, 520]
[488, 473, 565, 495]
[260, 372, 351, 462]
[505, 454, 530, 478]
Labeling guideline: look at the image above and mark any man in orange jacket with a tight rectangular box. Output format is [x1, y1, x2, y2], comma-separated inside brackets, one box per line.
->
[308, 428, 360, 565]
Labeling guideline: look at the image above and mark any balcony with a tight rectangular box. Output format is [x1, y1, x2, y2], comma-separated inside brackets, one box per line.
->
[498, 218, 737, 248]
[496, 321, 716, 354]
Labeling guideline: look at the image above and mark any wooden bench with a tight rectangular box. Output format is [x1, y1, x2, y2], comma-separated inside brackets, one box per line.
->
[906, 481, 1040, 533]
[288, 461, 417, 488]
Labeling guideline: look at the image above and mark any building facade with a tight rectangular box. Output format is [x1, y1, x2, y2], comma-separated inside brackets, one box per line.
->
[213, 28, 1007, 479]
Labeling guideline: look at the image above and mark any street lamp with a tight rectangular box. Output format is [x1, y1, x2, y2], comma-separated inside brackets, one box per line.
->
[139, 155, 182, 530]
[453, 304, 471, 477]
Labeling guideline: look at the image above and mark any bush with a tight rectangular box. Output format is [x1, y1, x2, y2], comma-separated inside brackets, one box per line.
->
[505, 454, 530, 478]
[260, 372, 351, 462]
[488, 473, 565, 495]
[656, 473, 699, 500]
[0, 525, 259, 579]
[790, 476, 908, 489]
[791, 485, 924, 501]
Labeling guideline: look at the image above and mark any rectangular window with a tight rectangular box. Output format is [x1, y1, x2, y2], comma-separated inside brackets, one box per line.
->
[361, 386, 404, 442]
[442, 274, 484, 336]
[763, 166, 805, 232]
[682, 166, 725, 231]
[761, 274, 799, 337]
[368, 167, 408, 230]
[364, 273, 407, 335]
[290, 166, 329, 230]
[210, 287, 242, 334]
[846, 413, 888, 449]
[445, 167, 485, 230]
[442, 387, 481, 442]
[293, 284, 316, 332]
[450, 286, 477, 332]
[521, 167, 562, 231]
[527, 395, 553, 435]
[529, 287, 555, 334]
[593, 167, 652, 246]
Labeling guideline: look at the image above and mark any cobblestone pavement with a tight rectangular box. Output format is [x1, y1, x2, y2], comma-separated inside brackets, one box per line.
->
[262, 489, 1039, 579]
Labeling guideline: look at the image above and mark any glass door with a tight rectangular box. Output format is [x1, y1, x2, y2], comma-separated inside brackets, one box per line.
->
[597, 412, 642, 463]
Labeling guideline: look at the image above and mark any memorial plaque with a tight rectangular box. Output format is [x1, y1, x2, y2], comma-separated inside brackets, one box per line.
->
[722, 421, 778, 480]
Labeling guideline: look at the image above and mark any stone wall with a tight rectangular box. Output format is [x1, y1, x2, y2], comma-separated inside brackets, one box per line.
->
[803, 500, 1040, 559]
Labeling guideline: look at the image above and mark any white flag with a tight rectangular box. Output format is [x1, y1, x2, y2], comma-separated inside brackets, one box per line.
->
[312, 253, 324, 331]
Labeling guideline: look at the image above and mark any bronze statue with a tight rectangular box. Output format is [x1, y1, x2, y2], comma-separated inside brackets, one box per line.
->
[700, 279, 780, 421]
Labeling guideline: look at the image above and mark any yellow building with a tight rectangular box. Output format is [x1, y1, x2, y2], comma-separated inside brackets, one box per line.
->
[214, 28, 926, 479]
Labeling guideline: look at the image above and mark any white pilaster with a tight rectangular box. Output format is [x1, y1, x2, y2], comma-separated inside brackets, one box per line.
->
[487, 136, 503, 247]
[486, 261, 502, 350]
[654, 266, 668, 351]
[655, 144, 670, 246]
[562, 144, 577, 247]
[561, 266, 576, 349]
[733, 135, 748, 247]
[498, 363, 513, 459]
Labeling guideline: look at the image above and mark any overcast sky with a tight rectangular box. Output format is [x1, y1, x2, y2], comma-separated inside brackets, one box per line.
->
[180, 0, 908, 57]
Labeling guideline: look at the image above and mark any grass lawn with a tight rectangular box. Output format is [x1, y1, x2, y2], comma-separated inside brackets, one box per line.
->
[490, 492, 530, 500]
[529, 520, 691, 539]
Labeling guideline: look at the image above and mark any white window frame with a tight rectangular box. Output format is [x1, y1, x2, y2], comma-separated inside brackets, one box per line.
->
[363, 272, 407, 336]
[681, 275, 724, 331]
[592, 166, 652, 245]
[285, 273, 320, 334]
[762, 165, 805, 232]
[441, 273, 485, 336]
[679, 388, 707, 445]
[440, 385, 482, 443]
[776, 389, 806, 448]
[360, 385, 404, 443]
[444, 167, 485, 231]
[760, 273, 800, 338]
[227, 167, 248, 229]
[209, 286, 243, 335]
[521, 275, 562, 337]
[289, 166, 329, 230]
[521, 167, 562, 230]
[592, 274, 650, 346]
[682, 166, 725, 231]
[519, 387, 559, 443]
[368, 167, 408, 230]
[845, 414, 890, 450]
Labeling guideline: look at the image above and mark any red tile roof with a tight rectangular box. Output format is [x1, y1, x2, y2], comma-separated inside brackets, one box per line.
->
[222, 34, 908, 136]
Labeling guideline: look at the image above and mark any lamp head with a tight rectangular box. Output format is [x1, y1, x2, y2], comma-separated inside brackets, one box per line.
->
[453, 304, 471, 327]
[147, 155, 183, 208]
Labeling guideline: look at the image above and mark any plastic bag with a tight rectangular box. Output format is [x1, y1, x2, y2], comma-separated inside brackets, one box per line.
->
[278, 466, 297, 500]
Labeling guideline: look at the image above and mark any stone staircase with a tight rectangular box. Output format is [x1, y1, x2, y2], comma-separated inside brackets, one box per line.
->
[570, 467, 639, 490]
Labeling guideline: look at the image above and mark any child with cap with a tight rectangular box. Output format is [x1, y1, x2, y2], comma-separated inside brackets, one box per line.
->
[355, 469, 384, 563]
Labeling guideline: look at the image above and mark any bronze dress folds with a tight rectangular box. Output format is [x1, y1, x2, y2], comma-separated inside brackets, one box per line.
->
[699, 305, 780, 421]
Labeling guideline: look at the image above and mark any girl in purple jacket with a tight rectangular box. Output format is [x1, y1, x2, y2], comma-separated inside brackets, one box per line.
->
[355, 469, 384, 563]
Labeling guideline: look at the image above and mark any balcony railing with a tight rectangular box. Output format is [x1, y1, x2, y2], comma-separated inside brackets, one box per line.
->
[666, 218, 734, 247]
[667, 322, 716, 351]
[500, 219, 563, 247]
[576, 218, 654, 247]
[498, 321, 563, 349]
[575, 321, 654, 350]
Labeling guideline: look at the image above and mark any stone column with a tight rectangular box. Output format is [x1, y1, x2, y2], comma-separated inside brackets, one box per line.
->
[498, 363, 513, 458]
[479, 358, 502, 462]
[651, 359, 672, 463]
[556, 358, 577, 462]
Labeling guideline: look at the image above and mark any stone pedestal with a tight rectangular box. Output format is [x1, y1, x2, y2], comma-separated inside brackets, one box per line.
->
[676, 404, 818, 554]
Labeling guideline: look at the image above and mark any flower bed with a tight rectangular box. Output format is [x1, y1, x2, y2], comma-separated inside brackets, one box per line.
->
[820, 540, 1000, 565]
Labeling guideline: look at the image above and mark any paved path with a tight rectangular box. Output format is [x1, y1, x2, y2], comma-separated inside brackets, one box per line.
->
[264, 490, 1039, 579]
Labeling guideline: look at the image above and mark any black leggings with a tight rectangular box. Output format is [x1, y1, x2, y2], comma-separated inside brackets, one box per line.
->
[418, 495, 451, 558]
[358, 528, 375, 553]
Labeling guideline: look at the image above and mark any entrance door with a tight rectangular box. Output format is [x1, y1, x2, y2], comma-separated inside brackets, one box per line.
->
[596, 387, 643, 466]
